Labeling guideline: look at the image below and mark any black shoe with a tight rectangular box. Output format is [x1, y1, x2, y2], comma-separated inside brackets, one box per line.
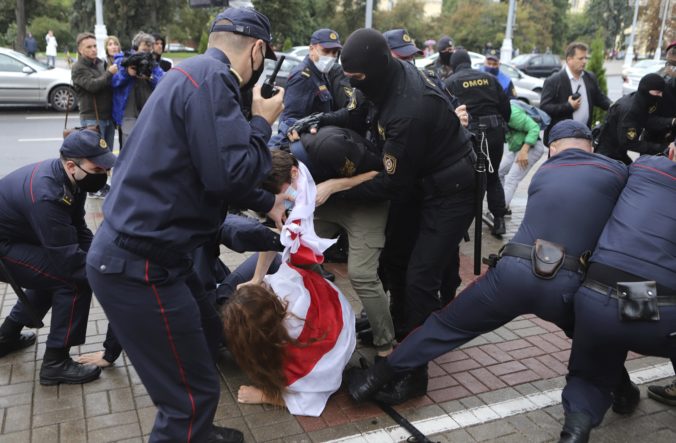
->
[347, 358, 396, 402]
[491, 216, 506, 237]
[559, 412, 593, 443]
[0, 331, 36, 358]
[318, 265, 335, 282]
[505, 207, 512, 216]
[373, 365, 428, 405]
[355, 311, 370, 333]
[612, 380, 640, 414]
[208, 425, 244, 443]
[39, 357, 102, 385]
[647, 380, 676, 406]
[357, 328, 374, 347]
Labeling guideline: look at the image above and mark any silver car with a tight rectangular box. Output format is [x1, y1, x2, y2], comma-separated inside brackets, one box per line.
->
[0, 47, 75, 112]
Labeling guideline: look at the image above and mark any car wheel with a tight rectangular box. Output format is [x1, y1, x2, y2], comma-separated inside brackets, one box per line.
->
[50, 85, 76, 112]
[533, 87, 542, 94]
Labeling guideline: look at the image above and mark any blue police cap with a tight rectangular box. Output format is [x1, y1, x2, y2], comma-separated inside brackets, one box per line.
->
[60, 129, 116, 169]
[310, 29, 342, 49]
[383, 29, 423, 58]
[437, 36, 454, 52]
[210, 7, 276, 60]
[548, 120, 592, 144]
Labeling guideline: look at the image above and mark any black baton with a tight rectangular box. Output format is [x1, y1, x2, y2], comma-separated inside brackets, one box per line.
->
[473, 124, 488, 275]
[0, 260, 44, 328]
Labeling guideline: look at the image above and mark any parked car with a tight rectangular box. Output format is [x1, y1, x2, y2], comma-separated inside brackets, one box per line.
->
[621, 59, 665, 95]
[256, 53, 303, 89]
[286, 46, 309, 59]
[166, 43, 195, 52]
[0, 47, 75, 111]
[471, 60, 545, 93]
[511, 53, 562, 78]
[414, 50, 485, 70]
[513, 85, 541, 107]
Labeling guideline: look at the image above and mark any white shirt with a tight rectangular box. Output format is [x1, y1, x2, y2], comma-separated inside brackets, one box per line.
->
[565, 64, 589, 125]
[46, 36, 58, 57]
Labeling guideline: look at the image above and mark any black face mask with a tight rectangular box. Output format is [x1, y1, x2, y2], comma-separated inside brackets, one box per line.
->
[241, 46, 265, 92]
[73, 164, 108, 192]
[439, 51, 452, 65]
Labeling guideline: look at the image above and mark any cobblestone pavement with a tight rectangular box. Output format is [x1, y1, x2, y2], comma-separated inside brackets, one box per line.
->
[0, 172, 674, 442]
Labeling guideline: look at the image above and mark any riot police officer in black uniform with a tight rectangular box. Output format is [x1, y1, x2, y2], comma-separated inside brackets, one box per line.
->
[446, 49, 511, 236]
[642, 42, 676, 148]
[596, 73, 671, 164]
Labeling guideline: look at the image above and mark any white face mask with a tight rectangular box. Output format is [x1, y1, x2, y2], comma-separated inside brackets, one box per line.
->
[314, 55, 336, 74]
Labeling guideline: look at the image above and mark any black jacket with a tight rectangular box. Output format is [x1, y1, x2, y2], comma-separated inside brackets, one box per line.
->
[540, 68, 611, 144]
[71, 56, 114, 121]
[445, 65, 511, 124]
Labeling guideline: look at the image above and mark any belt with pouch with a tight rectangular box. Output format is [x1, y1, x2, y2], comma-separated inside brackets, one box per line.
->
[484, 240, 587, 278]
[583, 263, 676, 306]
[470, 115, 503, 130]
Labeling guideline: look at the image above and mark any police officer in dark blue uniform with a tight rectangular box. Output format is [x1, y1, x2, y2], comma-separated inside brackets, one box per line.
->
[446, 49, 512, 236]
[278, 29, 342, 133]
[558, 153, 676, 443]
[0, 129, 113, 385]
[84, 7, 287, 443]
[383, 28, 423, 64]
[347, 121, 637, 405]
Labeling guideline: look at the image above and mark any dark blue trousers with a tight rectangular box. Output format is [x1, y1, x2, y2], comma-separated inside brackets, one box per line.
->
[86, 223, 219, 443]
[562, 286, 676, 426]
[0, 242, 92, 348]
[389, 256, 581, 371]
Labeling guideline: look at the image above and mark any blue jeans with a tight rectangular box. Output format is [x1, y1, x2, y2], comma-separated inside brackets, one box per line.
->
[80, 118, 115, 151]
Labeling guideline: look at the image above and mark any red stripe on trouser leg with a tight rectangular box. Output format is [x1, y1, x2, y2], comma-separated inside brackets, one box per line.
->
[144, 260, 196, 443]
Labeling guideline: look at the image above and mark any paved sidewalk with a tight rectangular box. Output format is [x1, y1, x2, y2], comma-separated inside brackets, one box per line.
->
[0, 179, 673, 442]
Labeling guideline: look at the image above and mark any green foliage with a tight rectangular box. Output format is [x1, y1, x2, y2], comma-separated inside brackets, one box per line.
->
[29, 16, 75, 53]
[587, 32, 607, 125]
[373, 0, 427, 45]
[585, 0, 632, 50]
[0, 22, 17, 49]
[283, 37, 293, 52]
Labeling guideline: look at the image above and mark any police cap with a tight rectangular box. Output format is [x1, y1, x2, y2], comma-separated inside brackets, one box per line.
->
[548, 120, 592, 144]
[60, 129, 117, 169]
[437, 36, 454, 52]
[310, 29, 342, 49]
[666, 41, 676, 53]
[485, 54, 499, 62]
[383, 29, 423, 58]
[210, 7, 276, 60]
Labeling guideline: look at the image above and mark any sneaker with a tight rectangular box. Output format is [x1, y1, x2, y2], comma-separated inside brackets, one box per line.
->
[647, 380, 676, 406]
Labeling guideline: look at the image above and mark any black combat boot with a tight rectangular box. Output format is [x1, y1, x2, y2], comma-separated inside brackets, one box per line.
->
[491, 216, 506, 236]
[208, 425, 244, 443]
[612, 379, 640, 414]
[559, 412, 593, 443]
[39, 347, 101, 385]
[373, 364, 428, 405]
[0, 318, 36, 358]
[348, 357, 396, 402]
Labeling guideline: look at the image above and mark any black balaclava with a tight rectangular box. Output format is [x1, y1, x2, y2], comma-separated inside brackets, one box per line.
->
[634, 73, 665, 111]
[340, 28, 391, 100]
[450, 49, 472, 72]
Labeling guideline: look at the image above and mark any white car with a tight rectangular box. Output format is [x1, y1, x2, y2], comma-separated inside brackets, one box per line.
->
[0, 47, 75, 111]
[166, 43, 195, 53]
[286, 46, 309, 59]
[414, 50, 486, 70]
[622, 59, 665, 95]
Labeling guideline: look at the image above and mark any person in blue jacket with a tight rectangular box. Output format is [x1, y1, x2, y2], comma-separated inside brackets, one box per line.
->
[347, 121, 637, 411]
[85, 7, 288, 443]
[0, 129, 114, 385]
[558, 150, 676, 443]
[111, 32, 165, 148]
[480, 54, 516, 99]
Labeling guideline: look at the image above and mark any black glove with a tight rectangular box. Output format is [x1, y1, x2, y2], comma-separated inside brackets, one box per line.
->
[288, 113, 324, 136]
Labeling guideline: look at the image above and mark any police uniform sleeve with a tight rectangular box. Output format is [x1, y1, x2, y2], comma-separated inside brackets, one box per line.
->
[280, 72, 316, 127]
[232, 187, 275, 213]
[496, 81, 511, 122]
[28, 192, 88, 281]
[184, 69, 272, 199]
[71, 62, 113, 94]
[617, 112, 666, 155]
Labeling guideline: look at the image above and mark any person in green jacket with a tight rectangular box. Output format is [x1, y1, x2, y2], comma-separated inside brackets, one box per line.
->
[498, 101, 547, 209]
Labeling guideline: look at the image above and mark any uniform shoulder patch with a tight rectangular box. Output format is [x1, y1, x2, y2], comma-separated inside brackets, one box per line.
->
[340, 158, 357, 177]
[626, 128, 637, 140]
[301, 67, 311, 78]
[383, 154, 397, 175]
[648, 104, 657, 114]
[60, 184, 74, 206]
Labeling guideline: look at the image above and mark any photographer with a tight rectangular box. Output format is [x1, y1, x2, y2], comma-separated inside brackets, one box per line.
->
[111, 32, 165, 148]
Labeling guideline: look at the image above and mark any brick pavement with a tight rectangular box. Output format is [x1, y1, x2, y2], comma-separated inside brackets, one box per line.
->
[0, 180, 674, 442]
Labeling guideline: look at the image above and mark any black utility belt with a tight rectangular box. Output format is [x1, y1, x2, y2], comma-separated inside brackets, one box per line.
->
[483, 240, 586, 279]
[583, 279, 676, 322]
[114, 233, 192, 269]
[470, 115, 503, 130]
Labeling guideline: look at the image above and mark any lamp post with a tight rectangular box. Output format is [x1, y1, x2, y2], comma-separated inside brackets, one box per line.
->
[654, 0, 671, 60]
[624, 0, 641, 68]
[365, 0, 373, 28]
[95, 0, 108, 60]
[500, 0, 517, 63]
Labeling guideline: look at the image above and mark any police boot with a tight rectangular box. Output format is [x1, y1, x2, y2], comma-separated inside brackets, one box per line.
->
[491, 216, 506, 237]
[208, 425, 244, 443]
[39, 347, 101, 386]
[612, 379, 640, 414]
[0, 318, 36, 358]
[348, 358, 396, 402]
[373, 364, 428, 405]
[357, 328, 374, 347]
[559, 412, 592, 443]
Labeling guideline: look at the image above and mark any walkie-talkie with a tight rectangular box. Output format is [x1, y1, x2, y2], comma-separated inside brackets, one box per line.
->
[571, 85, 582, 101]
[261, 55, 285, 99]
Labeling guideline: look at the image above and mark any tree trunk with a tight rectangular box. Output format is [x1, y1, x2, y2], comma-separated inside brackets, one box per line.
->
[15, 0, 26, 53]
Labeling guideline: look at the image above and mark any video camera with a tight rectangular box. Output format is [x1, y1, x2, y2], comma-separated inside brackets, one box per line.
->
[121, 52, 156, 79]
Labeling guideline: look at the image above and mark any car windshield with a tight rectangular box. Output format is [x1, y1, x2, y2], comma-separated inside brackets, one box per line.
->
[7, 50, 50, 71]
[511, 55, 532, 65]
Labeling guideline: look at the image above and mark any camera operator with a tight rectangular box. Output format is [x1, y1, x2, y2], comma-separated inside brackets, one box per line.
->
[112, 32, 165, 148]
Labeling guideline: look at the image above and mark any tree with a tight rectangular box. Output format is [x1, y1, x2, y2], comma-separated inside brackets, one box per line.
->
[587, 33, 607, 125]
[585, 0, 633, 50]
[373, 0, 427, 45]
[14, 0, 25, 53]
